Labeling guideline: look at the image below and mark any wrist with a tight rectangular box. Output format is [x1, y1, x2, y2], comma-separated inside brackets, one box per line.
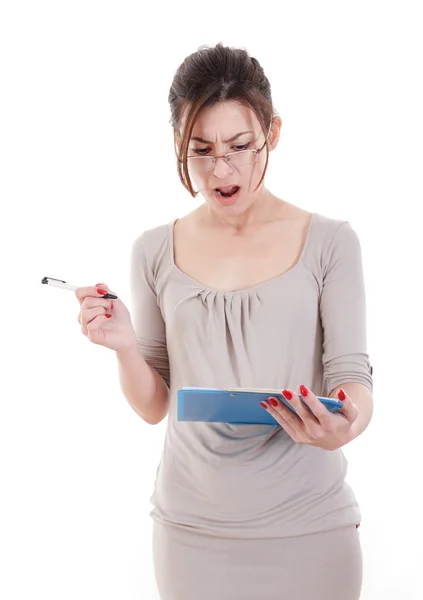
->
[115, 340, 139, 361]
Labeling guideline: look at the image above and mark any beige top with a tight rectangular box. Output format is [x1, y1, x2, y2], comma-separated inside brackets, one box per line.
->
[130, 211, 373, 539]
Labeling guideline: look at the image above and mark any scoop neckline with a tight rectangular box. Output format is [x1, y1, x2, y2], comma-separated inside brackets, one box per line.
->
[168, 212, 316, 295]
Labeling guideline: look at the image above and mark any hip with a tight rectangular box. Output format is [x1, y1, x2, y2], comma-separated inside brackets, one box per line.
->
[152, 520, 363, 600]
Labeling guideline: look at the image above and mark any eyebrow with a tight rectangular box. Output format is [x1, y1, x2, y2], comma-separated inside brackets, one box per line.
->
[191, 131, 254, 144]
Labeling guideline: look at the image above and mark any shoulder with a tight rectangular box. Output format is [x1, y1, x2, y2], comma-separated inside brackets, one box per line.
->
[283, 202, 359, 249]
[310, 212, 362, 254]
[302, 211, 364, 280]
[131, 221, 175, 292]
[132, 220, 174, 269]
[312, 211, 352, 236]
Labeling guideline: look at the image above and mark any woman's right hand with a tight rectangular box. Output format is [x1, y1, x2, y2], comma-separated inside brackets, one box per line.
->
[75, 283, 138, 353]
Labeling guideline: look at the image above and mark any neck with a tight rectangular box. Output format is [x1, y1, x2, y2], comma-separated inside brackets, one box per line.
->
[203, 188, 285, 232]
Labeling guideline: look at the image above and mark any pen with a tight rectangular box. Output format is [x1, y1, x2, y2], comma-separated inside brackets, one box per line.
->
[41, 277, 118, 299]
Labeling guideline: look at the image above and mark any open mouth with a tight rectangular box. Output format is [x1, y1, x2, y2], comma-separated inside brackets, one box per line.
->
[215, 185, 240, 198]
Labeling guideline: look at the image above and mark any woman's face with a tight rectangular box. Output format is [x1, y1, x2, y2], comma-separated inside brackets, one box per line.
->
[178, 102, 281, 216]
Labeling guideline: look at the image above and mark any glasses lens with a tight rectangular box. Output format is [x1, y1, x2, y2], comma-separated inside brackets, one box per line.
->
[227, 150, 257, 168]
[187, 150, 257, 172]
[187, 157, 214, 172]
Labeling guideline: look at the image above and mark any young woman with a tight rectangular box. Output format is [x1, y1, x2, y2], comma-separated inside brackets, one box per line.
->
[76, 43, 373, 600]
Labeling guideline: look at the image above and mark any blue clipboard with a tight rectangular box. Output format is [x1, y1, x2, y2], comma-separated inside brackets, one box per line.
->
[177, 387, 343, 425]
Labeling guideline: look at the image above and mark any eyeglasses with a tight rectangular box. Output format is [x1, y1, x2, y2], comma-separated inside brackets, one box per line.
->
[182, 138, 268, 173]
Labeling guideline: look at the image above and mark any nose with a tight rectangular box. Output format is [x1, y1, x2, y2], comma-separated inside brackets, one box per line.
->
[212, 156, 233, 178]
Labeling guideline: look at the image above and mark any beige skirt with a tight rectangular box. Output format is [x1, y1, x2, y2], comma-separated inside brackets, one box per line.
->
[152, 521, 362, 600]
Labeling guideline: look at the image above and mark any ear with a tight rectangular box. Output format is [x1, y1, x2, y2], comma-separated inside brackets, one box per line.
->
[268, 115, 282, 151]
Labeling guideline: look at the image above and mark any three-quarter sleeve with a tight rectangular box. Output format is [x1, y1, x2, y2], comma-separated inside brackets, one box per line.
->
[129, 233, 170, 388]
[319, 221, 373, 396]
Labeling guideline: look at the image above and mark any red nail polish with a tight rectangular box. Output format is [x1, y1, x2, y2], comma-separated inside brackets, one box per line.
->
[299, 385, 308, 397]
[260, 401, 268, 409]
[105, 314, 112, 318]
[97, 288, 107, 295]
[282, 389, 293, 400]
[356, 523, 360, 529]
[338, 389, 346, 401]
[269, 398, 279, 407]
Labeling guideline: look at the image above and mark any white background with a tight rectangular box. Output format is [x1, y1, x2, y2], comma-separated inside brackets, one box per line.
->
[1, 1, 422, 598]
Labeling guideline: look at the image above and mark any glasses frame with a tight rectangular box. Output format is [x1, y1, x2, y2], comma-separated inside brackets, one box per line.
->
[184, 138, 267, 172]
[178, 127, 271, 172]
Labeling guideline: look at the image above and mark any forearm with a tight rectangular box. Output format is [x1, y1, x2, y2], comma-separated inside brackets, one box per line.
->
[116, 344, 170, 425]
[330, 382, 374, 442]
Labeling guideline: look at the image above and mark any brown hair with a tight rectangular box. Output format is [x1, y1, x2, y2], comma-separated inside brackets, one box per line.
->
[168, 43, 277, 197]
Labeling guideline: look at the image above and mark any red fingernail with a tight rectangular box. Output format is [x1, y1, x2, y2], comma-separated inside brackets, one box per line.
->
[338, 389, 346, 401]
[260, 402, 268, 409]
[97, 288, 107, 295]
[269, 398, 279, 407]
[282, 389, 292, 400]
[356, 523, 360, 529]
[105, 314, 112, 318]
[299, 385, 308, 397]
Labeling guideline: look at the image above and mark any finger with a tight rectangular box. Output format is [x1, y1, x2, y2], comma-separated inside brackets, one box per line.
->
[264, 402, 301, 441]
[75, 285, 111, 305]
[95, 282, 118, 300]
[268, 395, 302, 424]
[261, 401, 284, 427]
[336, 388, 359, 422]
[79, 300, 112, 324]
[80, 306, 111, 334]
[76, 284, 117, 306]
[81, 296, 112, 311]
[281, 388, 320, 426]
[267, 398, 304, 433]
[78, 304, 102, 326]
[297, 385, 333, 427]
[86, 314, 111, 343]
[80, 305, 110, 329]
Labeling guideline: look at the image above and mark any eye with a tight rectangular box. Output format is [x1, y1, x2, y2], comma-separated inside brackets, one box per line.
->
[190, 142, 251, 155]
[233, 143, 250, 151]
[191, 147, 211, 155]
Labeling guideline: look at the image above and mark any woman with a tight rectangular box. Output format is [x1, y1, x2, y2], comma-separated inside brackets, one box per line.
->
[76, 43, 373, 600]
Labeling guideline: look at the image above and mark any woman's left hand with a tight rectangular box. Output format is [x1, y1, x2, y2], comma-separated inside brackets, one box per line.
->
[261, 385, 359, 451]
